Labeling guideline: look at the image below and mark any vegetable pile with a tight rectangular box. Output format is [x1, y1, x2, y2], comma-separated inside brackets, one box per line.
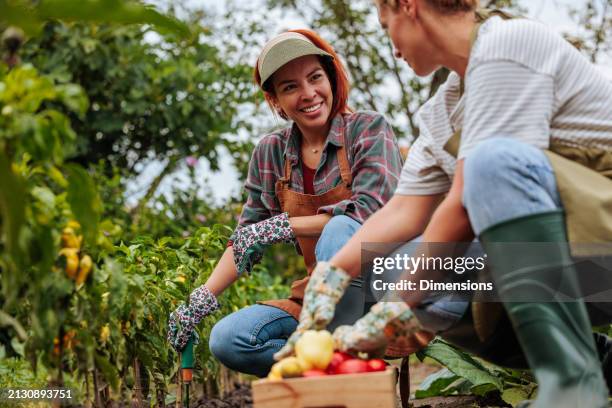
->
[268, 330, 387, 380]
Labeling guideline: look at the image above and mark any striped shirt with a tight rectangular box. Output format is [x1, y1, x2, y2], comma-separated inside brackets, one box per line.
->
[396, 15, 612, 196]
[396, 72, 464, 195]
[460, 15, 612, 159]
[238, 111, 403, 228]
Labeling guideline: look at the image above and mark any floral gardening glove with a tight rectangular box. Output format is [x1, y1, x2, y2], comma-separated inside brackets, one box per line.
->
[167, 285, 220, 351]
[274, 261, 351, 360]
[231, 212, 295, 276]
[332, 301, 423, 358]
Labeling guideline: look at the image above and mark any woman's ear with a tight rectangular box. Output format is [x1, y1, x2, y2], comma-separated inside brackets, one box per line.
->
[398, 0, 417, 19]
[264, 92, 278, 109]
[264, 92, 287, 119]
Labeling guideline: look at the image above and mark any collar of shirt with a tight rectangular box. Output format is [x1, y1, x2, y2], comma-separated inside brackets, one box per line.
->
[282, 113, 346, 166]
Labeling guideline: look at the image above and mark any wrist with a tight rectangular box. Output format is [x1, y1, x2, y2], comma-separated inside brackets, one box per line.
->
[370, 301, 411, 320]
[261, 212, 295, 244]
[312, 261, 352, 295]
[189, 285, 220, 321]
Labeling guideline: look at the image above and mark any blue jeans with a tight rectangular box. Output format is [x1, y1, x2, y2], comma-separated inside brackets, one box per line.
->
[209, 215, 361, 377]
[383, 236, 473, 333]
[391, 138, 562, 333]
[463, 137, 562, 234]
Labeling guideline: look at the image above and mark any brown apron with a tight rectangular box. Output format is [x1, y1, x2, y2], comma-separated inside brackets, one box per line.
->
[259, 140, 353, 320]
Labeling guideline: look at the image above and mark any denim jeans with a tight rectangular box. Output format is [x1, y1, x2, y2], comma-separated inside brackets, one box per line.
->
[383, 236, 473, 333]
[209, 215, 361, 377]
[389, 138, 562, 333]
[463, 137, 562, 235]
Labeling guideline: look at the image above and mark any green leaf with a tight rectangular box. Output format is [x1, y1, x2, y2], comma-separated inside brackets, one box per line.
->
[65, 163, 101, 244]
[31, 186, 56, 224]
[415, 368, 460, 398]
[502, 387, 531, 407]
[1, 0, 191, 37]
[56, 84, 89, 117]
[94, 353, 119, 392]
[0, 153, 26, 303]
[418, 339, 503, 393]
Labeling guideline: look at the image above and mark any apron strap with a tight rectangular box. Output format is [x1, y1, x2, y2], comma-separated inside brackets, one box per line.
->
[337, 145, 353, 188]
[275, 156, 293, 207]
[336, 119, 353, 188]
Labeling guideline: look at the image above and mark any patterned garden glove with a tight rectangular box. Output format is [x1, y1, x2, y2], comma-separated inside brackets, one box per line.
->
[167, 285, 220, 351]
[274, 261, 351, 360]
[332, 301, 423, 358]
[231, 212, 295, 276]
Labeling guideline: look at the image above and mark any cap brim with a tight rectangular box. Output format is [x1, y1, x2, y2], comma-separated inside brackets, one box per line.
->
[259, 37, 333, 88]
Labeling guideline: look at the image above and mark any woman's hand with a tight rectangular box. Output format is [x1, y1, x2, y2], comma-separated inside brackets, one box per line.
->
[332, 301, 432, 358]
[273, 261, 352, 360]
[167, 285, 220, 351]
[231, 212, 295, 275]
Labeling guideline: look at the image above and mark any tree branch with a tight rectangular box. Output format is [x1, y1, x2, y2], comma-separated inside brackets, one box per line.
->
[590, 0, 610, 62]
[130, 155, 181, 222]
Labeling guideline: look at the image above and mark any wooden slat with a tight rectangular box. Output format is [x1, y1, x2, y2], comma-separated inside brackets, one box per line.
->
[252, 368, 396, 408]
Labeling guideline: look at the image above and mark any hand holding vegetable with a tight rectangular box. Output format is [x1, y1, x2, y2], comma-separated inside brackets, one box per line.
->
[332, 301, 425, 357]
[274, 262, 351, 360]
[167, 285, 219, 351]
[231, 212, 295, 275]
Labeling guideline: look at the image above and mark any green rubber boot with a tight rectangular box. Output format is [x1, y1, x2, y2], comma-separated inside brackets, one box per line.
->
[480, 211, 608, 408]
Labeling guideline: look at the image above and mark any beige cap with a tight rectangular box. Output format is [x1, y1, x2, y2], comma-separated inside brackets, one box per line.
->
[257, 32, 333, 88]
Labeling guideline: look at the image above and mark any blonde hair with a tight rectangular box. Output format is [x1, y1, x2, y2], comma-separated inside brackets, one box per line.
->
[376, 0, 479, 14]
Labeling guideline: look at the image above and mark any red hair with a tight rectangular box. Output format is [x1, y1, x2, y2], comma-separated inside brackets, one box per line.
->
[253, 29, 350, 121]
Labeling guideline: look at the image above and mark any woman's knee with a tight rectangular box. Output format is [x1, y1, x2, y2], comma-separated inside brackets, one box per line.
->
[209, 316, 238, 367]
[466, 138, 551, 199]
[463, 138, 559, 233]
[315, 215, 361, 261]
[464, 138, 522, 193]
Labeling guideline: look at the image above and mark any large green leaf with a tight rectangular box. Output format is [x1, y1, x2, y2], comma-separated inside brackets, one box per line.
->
[417, 339, 503, 395]
[0, 0, 190, 37]
[415, 368, 460, 398]
[65, 163, 101, 244]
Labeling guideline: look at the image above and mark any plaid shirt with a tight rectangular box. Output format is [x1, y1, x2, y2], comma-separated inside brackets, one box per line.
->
[237, 111, 403, 229]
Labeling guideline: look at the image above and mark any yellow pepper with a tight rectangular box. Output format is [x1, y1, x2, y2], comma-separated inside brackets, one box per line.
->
[76, 255, 93, 285]
[295, 330, 334, 370]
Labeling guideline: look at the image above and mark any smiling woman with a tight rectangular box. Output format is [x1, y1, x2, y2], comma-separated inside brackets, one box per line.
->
[166, 29, 404, 378]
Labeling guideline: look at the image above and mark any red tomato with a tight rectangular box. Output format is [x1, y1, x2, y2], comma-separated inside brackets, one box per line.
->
[336, 359, 369, 374]
[326, 351, 352, 374]
[303, 369, 327, 377]
[367, 359, 387, 372]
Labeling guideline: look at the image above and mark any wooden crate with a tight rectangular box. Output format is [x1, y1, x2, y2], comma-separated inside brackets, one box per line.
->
[252, 367, 397, 408]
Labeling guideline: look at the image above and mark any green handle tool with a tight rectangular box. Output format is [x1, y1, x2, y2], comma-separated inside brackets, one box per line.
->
[181, 337, 194, 408]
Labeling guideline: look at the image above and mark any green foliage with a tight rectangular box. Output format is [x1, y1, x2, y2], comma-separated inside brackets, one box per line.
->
[417, 339, 503, 396]
[0, 0, 189, 37]
[416, 338, 537, 405]
[20, 21, 257, 177]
